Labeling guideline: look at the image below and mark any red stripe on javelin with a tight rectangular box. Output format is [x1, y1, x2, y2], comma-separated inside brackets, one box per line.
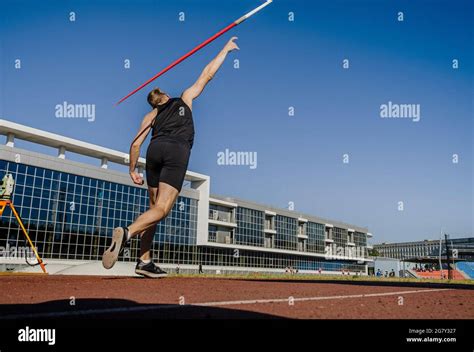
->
[116, 22, 238, 105]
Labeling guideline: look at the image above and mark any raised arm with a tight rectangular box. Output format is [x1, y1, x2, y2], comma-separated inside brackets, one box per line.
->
[181, 37, 239, 109]
[129, 110, 157, 185]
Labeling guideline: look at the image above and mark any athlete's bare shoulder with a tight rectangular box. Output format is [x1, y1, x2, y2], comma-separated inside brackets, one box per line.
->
[142, 108, 158, 125]
[149, 108, 158, 117]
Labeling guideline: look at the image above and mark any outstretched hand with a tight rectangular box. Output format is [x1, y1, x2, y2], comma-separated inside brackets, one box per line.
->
[224, 37, 240, 52]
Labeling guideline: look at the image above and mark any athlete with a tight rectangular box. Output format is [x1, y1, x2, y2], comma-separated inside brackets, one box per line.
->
[102, 37, 239, 278]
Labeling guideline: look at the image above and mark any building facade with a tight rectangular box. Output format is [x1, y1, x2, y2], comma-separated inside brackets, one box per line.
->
[374, 238, 474, 261]
[0, 119, 373, 274]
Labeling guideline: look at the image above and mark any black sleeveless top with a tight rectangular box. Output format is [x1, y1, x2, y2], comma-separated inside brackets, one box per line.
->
[150, 97, 194, 148]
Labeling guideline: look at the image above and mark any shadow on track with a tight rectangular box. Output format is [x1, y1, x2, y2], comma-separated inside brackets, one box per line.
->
[0, 298, 283, 320]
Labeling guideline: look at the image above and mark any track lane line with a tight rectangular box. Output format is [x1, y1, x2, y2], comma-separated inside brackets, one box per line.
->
[196, 288, 452, 306]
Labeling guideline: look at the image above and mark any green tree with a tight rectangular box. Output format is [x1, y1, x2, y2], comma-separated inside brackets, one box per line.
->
[368, 248, 379, 257]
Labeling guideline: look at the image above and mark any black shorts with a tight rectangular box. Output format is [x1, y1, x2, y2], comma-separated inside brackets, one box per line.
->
[145, 139, 191, 192]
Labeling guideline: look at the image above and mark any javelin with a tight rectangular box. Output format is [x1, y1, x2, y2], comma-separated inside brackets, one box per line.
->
[116, 0, 273, 105]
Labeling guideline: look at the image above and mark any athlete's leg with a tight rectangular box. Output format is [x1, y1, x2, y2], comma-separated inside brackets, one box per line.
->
[103, 139, 185, 270]
[127, 182, 179, 237]
[133, 185, 171, 278]
[138, 186, 159, 262]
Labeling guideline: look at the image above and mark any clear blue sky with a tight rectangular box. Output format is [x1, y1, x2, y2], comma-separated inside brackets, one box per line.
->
[1, 0, 472, 243]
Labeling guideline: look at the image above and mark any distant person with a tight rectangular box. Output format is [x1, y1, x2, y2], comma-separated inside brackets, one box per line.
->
[198, 263, 203, 274]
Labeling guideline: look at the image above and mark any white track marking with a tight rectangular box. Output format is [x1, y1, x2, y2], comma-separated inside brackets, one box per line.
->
[196, 288, 451, 306]
[1, 288, 451, 319]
